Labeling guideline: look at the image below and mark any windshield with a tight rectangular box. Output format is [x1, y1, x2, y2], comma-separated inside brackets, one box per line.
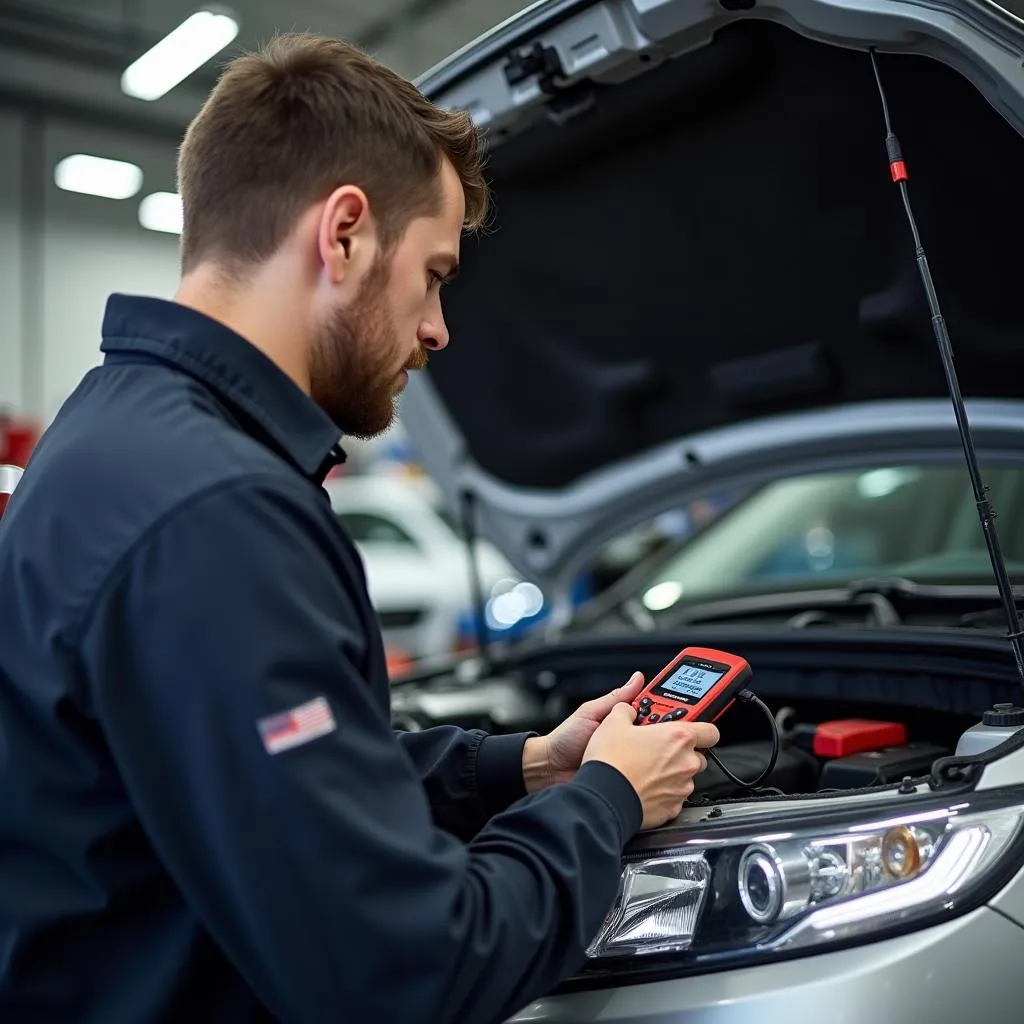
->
[633, 463, 1024, 614]
[336, 511, 422, 549]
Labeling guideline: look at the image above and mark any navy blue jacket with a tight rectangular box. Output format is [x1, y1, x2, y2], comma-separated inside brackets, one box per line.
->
[0, 295, 642, 1023]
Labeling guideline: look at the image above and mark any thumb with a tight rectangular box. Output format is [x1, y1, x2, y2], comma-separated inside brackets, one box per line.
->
[586, 672, 645, 719]
[607, 701, 640, 726]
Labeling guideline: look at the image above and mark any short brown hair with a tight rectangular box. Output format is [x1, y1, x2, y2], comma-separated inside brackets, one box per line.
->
[176, 33, 489, 275]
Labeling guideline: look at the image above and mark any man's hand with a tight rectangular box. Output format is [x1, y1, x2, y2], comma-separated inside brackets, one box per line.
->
[584, 705, 719, 829]
[522, 672, 647, 793]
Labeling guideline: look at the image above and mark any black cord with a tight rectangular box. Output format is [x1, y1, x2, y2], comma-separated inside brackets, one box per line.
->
[705, 690, 780, 789]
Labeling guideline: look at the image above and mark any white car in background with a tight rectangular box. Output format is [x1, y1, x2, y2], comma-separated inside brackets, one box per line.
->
[322, 473, 530, 668]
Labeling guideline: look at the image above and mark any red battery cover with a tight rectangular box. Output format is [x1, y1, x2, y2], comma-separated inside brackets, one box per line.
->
[813, 719, 908, 758]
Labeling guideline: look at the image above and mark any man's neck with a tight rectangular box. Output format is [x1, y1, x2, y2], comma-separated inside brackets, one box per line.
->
[175, 262, 312, 396]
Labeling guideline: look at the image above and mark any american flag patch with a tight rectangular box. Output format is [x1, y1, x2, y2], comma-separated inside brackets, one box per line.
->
[257, 696, 337, 755]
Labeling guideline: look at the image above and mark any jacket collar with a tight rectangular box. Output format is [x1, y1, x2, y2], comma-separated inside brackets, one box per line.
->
[100, 293, 346, 480]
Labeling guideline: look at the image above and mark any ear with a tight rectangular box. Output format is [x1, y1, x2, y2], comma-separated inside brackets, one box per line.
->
[316, 185, 377, 286]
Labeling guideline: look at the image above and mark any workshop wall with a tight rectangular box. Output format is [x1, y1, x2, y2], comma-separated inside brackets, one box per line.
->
[0, 112, 23, 413]
[0, 0, 529, 425]
[0, 112, 180, 422]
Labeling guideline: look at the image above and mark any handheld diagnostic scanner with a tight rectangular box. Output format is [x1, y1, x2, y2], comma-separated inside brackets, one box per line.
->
[632, 646, 752, 725]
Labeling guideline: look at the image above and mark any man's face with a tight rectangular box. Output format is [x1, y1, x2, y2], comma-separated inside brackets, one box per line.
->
[310, 160, 464, 438]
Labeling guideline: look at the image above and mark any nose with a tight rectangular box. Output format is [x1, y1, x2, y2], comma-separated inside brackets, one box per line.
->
[418, 306, 449, 351]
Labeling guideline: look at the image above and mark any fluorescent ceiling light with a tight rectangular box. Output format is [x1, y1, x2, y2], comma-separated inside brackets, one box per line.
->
[121, 10, 239, 101]
[54, 154, 143, 199]
[139, 192, 183, 235]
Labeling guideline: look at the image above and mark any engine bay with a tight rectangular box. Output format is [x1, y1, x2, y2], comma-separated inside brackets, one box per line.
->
[390, 629, 1023, 802]
[689, 708, 955, 802]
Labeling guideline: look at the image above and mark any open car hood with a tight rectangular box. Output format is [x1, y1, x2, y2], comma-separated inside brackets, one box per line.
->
[400, 0, 1024, 600]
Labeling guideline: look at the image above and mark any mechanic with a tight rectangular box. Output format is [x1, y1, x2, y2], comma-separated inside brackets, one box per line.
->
[0, 34, 719, 1024]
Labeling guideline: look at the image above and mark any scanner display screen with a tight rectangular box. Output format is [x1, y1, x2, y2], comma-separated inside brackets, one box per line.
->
[655, 662, 727, 702]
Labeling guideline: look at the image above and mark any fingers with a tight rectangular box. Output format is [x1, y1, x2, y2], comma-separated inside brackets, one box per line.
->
[685, 721, 721, 750]
[582, 672, 645, 718]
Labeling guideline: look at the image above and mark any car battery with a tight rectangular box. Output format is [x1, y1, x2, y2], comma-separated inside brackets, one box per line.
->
[818, 742, 949, 790]
[787, 718, 909, 758]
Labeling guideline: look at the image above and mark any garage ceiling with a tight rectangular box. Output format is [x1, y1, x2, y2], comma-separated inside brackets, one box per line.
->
[0, 0, 526, 140]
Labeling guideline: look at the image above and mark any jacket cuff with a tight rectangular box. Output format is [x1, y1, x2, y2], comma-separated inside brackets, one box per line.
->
[475, 732, 535, 814]
[570, 761, 644, 842]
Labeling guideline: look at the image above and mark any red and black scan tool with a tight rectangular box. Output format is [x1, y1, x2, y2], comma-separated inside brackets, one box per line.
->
[632, 646, 752, 725]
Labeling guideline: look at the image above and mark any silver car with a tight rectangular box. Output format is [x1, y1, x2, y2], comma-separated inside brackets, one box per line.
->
[395, 0, 1024, 1019]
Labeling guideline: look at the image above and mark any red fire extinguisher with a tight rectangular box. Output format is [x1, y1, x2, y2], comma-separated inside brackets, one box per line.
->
[0, 413, 38, 520]
[0, 413, 40, 468]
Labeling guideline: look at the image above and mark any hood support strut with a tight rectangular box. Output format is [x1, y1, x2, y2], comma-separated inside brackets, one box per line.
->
[868, 48, 1024, 697]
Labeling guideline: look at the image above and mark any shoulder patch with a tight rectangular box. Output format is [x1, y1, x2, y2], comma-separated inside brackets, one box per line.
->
[257, 696, 337, 755]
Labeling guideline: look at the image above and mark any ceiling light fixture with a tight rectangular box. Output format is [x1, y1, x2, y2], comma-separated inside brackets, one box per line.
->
[53, 154, 143, 199]
[121, 10, 240, 102]
[139, 192, 184, 235]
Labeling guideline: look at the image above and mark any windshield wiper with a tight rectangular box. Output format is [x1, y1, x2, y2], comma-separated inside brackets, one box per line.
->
[849, 576, 1024, 606]
[849, 577, 1024, 631]
[664, 585, 898, 627]
[662, 576, 1024, 629]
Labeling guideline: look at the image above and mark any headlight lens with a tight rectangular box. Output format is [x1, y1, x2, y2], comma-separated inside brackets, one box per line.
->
[582, 788, 1024, 971]
[733, 821, 936, 928]
[587, 854, 710, 958]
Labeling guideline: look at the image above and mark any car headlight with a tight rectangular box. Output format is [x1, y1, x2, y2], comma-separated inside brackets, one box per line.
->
[580, 787, 1024, 978]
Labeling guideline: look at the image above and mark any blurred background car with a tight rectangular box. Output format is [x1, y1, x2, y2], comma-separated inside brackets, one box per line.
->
[323, 470, 522, 671]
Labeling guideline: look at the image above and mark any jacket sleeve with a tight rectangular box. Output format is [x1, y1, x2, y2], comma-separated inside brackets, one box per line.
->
[79, 475, 642, 1024]
[393, 726, 535, 840]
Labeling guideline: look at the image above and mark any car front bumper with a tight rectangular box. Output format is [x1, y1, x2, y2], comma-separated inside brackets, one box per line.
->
[507, 903, 1024, 1023]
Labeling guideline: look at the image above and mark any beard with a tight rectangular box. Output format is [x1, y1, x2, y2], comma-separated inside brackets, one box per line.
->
[309, 254, 426, 439]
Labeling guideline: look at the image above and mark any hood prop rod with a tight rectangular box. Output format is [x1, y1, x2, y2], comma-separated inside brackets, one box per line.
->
[459, 489, 495, 675]
[868, 48, 1024, 693]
